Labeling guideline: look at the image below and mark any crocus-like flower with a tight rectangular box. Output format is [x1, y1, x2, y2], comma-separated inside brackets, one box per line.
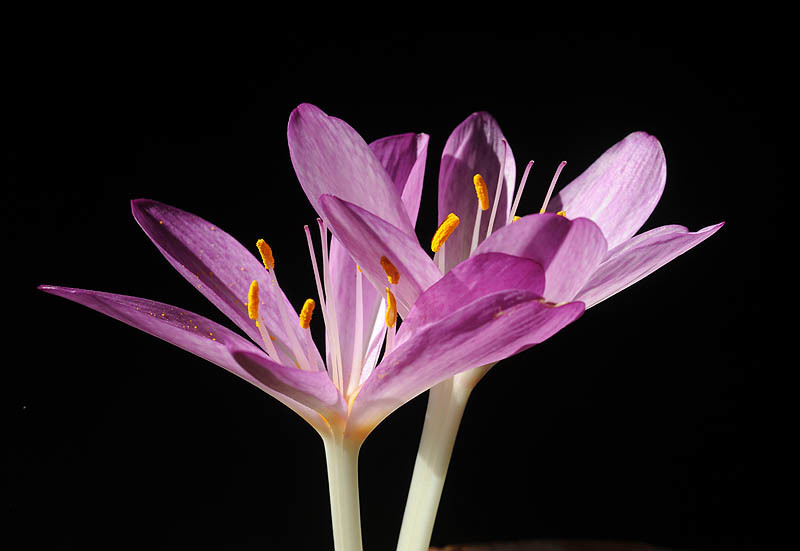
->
[286, 104, 723, 551]
[40, 106, 585, 551]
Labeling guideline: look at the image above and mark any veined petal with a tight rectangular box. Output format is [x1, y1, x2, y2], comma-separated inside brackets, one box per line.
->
[288, 103, 414, 234]
[548, 132, 666, 249]
[438, 112, 516, 271]
[395, 252, 546, 348]
[575, 222, 725, 308]
[229, 347, 348, 426]
[131, 199, 322, 369]
[319, 195, 441, 318]
[369, 133, 429, 227]
[39, 286, 334, 430]
[347, 291, 584, 437]
[475, 213, 607, 303]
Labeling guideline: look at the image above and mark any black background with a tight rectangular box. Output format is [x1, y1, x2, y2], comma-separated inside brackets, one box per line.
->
[6, 30, 785, 550]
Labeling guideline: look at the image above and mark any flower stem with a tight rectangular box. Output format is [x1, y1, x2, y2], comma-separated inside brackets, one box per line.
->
[395, 377, 473, 551]
[323, 435, 363, 551]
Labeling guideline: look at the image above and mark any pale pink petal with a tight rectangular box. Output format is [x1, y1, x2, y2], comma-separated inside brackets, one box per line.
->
[347, 291, 584, 436]
[370, 132, 429, 227]
[438, 112, 516, 271]
[319, 195, 441, 317]
[575, 222, 725, 308]
[39, 285, 337, 430]
[475, 213, 607, 303]
[288, 103, 413, 234]
[548, 132, 666, 249]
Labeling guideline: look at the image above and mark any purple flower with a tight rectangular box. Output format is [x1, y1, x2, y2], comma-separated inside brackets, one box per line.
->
[286, 104, 723, 551]
[39, 110, 583, 442]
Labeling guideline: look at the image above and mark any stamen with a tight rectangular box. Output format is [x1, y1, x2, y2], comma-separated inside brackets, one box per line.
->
[431, 213, 460, 253]
[473, 174, 489, 211]
[385, 287, 398, 328]
[512, 215, 521, 222]
[486, 139, 507, 239]
[557, 210, 566, 217]
[299, 299, 316, 329]
[509, 160, 534, 223]
[247, 280, 259, 320]
[380, 256, 401, 285]
[540, 161, 567, 214]
[385, 287, 397, 355]
[245, 279, 280, 360]
[256, 239, 275, 271]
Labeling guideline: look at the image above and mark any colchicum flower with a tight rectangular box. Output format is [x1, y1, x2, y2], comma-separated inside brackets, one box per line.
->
[285, 104, 723, 551]
[40, 105, 588, 551]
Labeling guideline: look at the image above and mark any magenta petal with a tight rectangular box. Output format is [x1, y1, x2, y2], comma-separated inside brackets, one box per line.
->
[38, 286, 333, 427]
[475, 213, 608, 303]
[229, 347, 348, 423]
[369, 133, 429, 227]
[319, 195, 441, 317]
[348, 291, 584, 435]
[288, 103, 414, 234]
[396, 252, 546, 347]
[131, 199, 321, 368]
[548, 132, 666, 249]
[575, 222, 725, 308]
[438, 112, 516, 271]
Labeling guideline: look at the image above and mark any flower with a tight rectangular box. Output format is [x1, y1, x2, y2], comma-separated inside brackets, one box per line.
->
[288, 104, 723, 336]
[39, 114, 583, 441]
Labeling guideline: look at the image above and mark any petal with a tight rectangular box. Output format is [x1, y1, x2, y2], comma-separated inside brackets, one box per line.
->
[347, 291, 584, 436]
[438, 112, 516, 271]
[575, 222, 725, 308]
[475, 213, 608, 303]
[395, 252, 546, 347]
[548, 132, 666, 249]
[328, 235, 384, 393]
[39, 286, 335, 430]
[131, 199, 322, 369]
[369, 132, 430, 227]
[288, 103, 413, 234]
[229, 347, 348, 425]
[319, 195, 441, 317]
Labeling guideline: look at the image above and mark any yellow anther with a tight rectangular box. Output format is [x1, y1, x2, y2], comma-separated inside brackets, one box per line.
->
[431, 213, 460, 253]
[356, 265, 362, 273]
[256, 239, 275, 270]
[380, 256, 400, 285]
[299, 298, 316, 329]
[385, 288, 397, 328]
[512, 215, 521, 222]
[473, 174, 489, 211]
[247, 280, 259, 320]
[556, 210, 566, 217]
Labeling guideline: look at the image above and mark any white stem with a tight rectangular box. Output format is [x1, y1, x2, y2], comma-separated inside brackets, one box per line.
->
[486, 139, 507, 239]
[437, 241, 446, 274]
[470, 206, 483, 254]
[396, 378, 472, 551]
[323, 435, 364, 551]
[508, 160, 534, 223]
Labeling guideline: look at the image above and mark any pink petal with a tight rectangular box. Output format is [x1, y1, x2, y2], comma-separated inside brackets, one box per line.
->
[475, 213, 607, 303]
[131, 199, 321, 368]
[348, 291, 584, 436]
[395, 252, 546, 347]
[319, 195, 441, 317]
[548, 132, 666, 249]
[575, 222, 725, 308]
[288, 103, 414, 234]
[369, 132, 430, 227]
[39, 286, 337, 430]
[438, 112, 516, 271]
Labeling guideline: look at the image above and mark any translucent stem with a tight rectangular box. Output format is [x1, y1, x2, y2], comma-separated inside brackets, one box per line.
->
[395, 378, 472, 551]
[323, 435, 364, 551]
